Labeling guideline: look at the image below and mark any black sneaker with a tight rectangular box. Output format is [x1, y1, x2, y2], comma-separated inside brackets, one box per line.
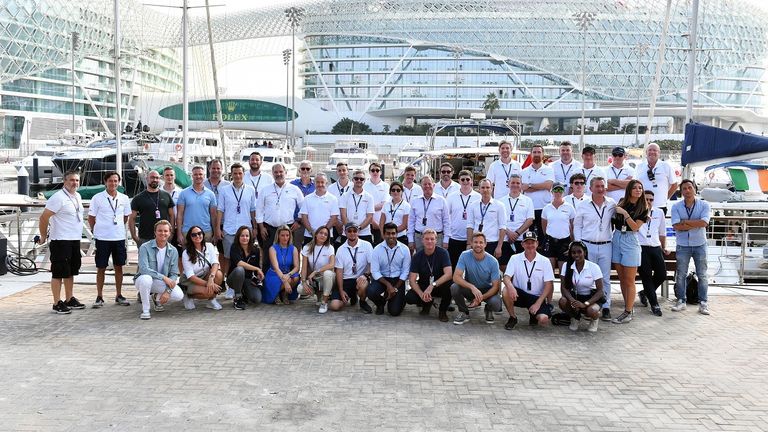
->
[233, 296, 247, 310]
[529, 314, 537, 326]
[600, 308, 612, 322]
[52, 300, 71, 314]
[115, 295, 130, 306]
[359, 300, 372, 314]
[651, 305, 663, 317]
[65, 297, 85, 310]
[638, 292, 648, 307]
[485, 309, 495, 324]
[504, 316, 518, 330]
[92, 296, 104, 308]
[419, 303, 431, 315]
[375, 303, 385, 315]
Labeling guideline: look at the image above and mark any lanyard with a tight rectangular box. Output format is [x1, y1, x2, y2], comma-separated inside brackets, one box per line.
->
[425, 252, 436, 277]
[645, 214, 654, 238]
[388, 200, 402, 221]
[591, 201, 606, 227]
[274, 184, 284, 206]
[385, 246, 398, 276]
[148, 190, 160, 210]
[422, 197, 433, 217]
[560, 162, 572, 182]
[685, 201, 696, 220]
[63, 190, 81, 219]
[439, 183, 452, 197]
[311, 244, 325, 270]
[508, 197, 520, 214]
[403, 186, 413, 202]
[460, 193, 473, 211]
[479, 200, 491, 225]
[501, 162, 513, 182]
[106, 193, 119, 218]
[337, 181, 348, 196]
[523, 259, 536, 291]
[347, 246, 358, 273]
[583, 168, 594, 181]
[207, 180, 219, 196]
[277, 245, 291, 272]
[611, 166, 623, 179]
[232, 184, 245, 211]
[352, 193, 363, 215]
[251, 174, 262, 192]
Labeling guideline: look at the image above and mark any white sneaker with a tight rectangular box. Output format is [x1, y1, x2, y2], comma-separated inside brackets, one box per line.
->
[139, 311, 151, 320]
[207, 298, 222, 310]
[670, 299, 687, 312]
[224, 287, 235, 300]
[587, 319, 599, 332]
[183, 295, 196, 310]
[318, 303, 328, 314]
[698, 301, 710, 315]
[569, 318, 580, 331]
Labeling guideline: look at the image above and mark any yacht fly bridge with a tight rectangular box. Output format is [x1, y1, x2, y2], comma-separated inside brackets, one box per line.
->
[428, 118, 523, 151]
[238, 138, 298, 180]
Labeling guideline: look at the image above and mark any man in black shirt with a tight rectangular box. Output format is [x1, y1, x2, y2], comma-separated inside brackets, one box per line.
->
[128, 170, 175, 246]
[405, 228, 453, 322]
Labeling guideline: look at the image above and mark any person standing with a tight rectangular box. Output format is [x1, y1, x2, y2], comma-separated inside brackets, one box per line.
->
[363, 162, 389, 246]
[367, 223, 411, 316]
[161, 166, 183, 205]
[134, 220, 183, 320]
[300, 172, 339, 246]
[408, 175, 450, 253]
[87, 171, 132, 308]
[551, 141, 582, 194]
[434, 163, 460, 198]
[521, 144, 555, 240]
[401, 165, 423, 203]
[637, 190, 668, 317]
[176, 166, 217, 246]
[338, 170, 375, 244]
[332, 222, 374, 312]
[215, 163, 257, 281]
[405, 229, 453, 322]
[328, 162, 351, 246]
[445, 170, 481, 267]
[579, 146, 606, 197]
[670, 179, 711, 315]
[244, 151, 274, 200]
[610, 180, 649, 324]
[502, 232, 555, 329]
[502, 174, 535, 259]
[541, 182, 575, 273]
[38, 170, 85, 314]
[128, 170, 175, 247]
[203, 159, 231, 200]
[573, 177, 616, 321]
[605, 147, 635, 203]
[290, 160, 316, 252]
[487, 140, 522, 200]
[380, 181, 410, 245]
[466, 178, 507, 260]
[636, 143, 678, 214]
[564, 173, 588, 208]
[256, 163, 304, 266]
[450, 232, 502, 325]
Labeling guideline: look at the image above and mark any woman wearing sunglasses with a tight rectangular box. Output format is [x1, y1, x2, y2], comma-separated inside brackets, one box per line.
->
[559, 241, 604, 332]
[264, 225, 302, 304]
[300, 226, 336, 313]
[226, 225, 265, 310]
[180, 225, 225, 310]
[380, 181, 410, 245]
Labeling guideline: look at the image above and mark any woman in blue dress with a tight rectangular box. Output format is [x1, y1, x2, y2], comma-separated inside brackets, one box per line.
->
[263, 225, 301, 304]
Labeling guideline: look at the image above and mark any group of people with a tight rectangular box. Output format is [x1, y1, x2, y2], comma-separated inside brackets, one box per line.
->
[40, 141, 711, 331]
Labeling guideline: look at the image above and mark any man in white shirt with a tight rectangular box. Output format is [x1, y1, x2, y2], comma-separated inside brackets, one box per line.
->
[363, 162, 389, 246]
[573, 176, 616, 321]
[203, 159, 231, 201]
[87, 171, 132, 308]
[579, 146, 606, 197]
[446, 170, 481, 267]
[408, 175, 450, 253]
[328, 162, 351, 245]
[339, 170, 376, 244]
[256, 163, 304, 265]
[401, 165, 423, 203]
[216, 163, 257, 277]
[367, 223, 411, 316]
[332, 223, 374, 312]
[564, 173, 588, 208]
[161, 166, 183, 205]
[605, 146, 635, 202]
[636, 143, 678, 214]
[521, 144, 555, 242]
[244, 151, 274, 200]
[467, 178, 507, 260]
[502, 231, 555, 329]
[637, 190, 667, 317]
[38, 170, 85, 314]
[300, 172, 339, 245]
[502, 174, 535, 263]
[551, 141, 582, 194]
[487, 140, 522, 200]
[135, 220, 183, 320]
[434, 163, 460, 198]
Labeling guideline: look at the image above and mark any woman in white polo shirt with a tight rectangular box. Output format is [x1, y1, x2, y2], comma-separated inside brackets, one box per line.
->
[379, 181, 410, 245]
[180, 225, 225, 310]
[541, 183, 575, 273]
[300, 226, 336, 314]
[559, 241, 605, 332]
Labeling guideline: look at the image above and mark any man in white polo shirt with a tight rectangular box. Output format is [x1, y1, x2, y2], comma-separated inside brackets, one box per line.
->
[502, 231, 555, 330]
[551, 141, 582, 194]
[579, 146, 606, 197]
[466, 178, 507, 260]
[216, 162, 257, 278]
[300, 172, 339, 245]
[487, 140, 522, 200]
[339, 170, 375, 244]
[363, 162, 389, 246]
[605, 146, 635, 202]
[521, 144, 555, 242]
[636, 143, 678, 214]
[87, 171, 132, 308]
[502, 174, 535, 258]
[38, 170, 85, 314]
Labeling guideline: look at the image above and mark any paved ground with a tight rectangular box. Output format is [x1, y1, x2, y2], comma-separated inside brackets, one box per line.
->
[1, 284, 767, 432]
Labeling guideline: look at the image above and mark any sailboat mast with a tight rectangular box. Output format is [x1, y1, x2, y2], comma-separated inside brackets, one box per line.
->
[685, 0, 699, 126]
[644, 0, 673, 146]
[205, 0, 227, 164]
[113, 0, 123, 180]
[182, 0, 189, 172]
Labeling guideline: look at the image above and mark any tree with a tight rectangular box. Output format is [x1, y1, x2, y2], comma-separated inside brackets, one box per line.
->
[598, 119, 619, 132]
[331, 117, 372, 134]
[482, 92, 500, 119]
[621, 123, 636, 134]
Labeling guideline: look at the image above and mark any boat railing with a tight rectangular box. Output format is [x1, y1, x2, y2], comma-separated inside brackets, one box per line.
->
[701, 213, 768, 286]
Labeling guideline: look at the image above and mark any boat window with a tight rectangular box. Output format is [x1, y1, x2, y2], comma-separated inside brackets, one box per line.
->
[284, 157, 293, 164]
[205, 139, 217, 147]
[263, 156, 275, 162]
[33, 150, 54, 156]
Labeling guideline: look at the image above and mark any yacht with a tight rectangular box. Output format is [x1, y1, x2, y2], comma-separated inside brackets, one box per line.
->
[14, 130, 101, 183]
[149, 129, 241, 166]
[323, 139, 380, 181]
[393, 141, 428, 177]
[238, 139, 297, 179]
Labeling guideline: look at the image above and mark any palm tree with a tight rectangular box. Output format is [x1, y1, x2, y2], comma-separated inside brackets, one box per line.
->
[482, 92, 500, 119]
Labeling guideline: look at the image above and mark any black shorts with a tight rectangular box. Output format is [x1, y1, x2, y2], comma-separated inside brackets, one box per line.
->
[499, 242, 514, 266]
[546, 236, 571, 262]
[513, 287, 554, 317]
[94, 239, 127, 268]
[50, 240, 81, 279]
[331, 278, 360, 303]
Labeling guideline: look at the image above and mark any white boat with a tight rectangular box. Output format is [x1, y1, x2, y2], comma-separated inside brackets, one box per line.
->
[238, 139, 297, 179]
[150, 129, 244, 166]
[14, 130, 101, 183]
[323, 139, 379, 181]
[393, 141, 428, 177]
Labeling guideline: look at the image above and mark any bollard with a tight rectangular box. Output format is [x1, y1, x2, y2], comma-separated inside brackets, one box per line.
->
[31, 157, 39, 184]
[16, 165, 29, 212]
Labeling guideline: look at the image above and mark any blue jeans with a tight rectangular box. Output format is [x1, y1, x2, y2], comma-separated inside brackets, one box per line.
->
[674, 244, 708, 303]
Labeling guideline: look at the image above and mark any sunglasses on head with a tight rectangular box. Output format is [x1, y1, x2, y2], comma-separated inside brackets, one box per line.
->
[190, 231, 204, 238]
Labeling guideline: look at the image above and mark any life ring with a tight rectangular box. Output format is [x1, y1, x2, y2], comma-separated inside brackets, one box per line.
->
[175, 143, 182, 152]
[708, 171, 715, 180]
[143, 143, 151, 151]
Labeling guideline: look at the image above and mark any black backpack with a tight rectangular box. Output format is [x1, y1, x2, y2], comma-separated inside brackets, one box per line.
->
[685, 272, 700, 305]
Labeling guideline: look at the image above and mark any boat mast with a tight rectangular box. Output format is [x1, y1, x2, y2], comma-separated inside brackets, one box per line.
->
[113, 0, 123, 181]
[204, 0, 227, 164]
[181, 0, 189, 172]
[682, 0, 700, 179]
[643, 0, 673, 146]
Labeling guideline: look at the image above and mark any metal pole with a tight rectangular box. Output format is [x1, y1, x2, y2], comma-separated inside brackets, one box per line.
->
[580, 27, 587, 150]
[685, 0, 700, 126]
[113, 0, 122, 179]
[635, 44, 648, 146]
[205, 0, 227, 164]
[283, 49, 291, 144]
[644, 0, 673, 146]
[181, 0, 189, 171]
[739, 219, 747, 285]
[71, 32, 78, 134]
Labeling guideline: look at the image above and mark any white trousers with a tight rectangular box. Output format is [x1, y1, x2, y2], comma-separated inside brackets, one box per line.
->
[136, 274, 183, 313]
[584, 242, 613, 309]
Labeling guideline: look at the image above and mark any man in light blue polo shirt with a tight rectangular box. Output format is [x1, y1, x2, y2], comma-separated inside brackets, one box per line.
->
[215, 162, 257, 275]
[670, 179, 711, 315]
[450, 232, 502, 324]
[176, 165, 217, 245]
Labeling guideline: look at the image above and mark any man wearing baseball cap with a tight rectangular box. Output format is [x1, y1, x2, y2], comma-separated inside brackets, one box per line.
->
[579, 146, 606, 197]
[605, 146, 635, 203]
[502, 231, 555, 330]
[332, 222, 374, 312]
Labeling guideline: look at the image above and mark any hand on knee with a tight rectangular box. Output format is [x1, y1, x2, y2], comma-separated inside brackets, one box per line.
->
[537, 315, 550, 326]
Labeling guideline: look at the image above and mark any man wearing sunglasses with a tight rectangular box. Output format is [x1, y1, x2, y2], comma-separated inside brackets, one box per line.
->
[434, 163, 460, 198]
[637, 190, 667, 316]
[564, 173, 588, 208]
[299, 172, 339, 245]
[636, 143, 677, 214]
[446, 170, 481, 267]
[605, 146, 635, 203]
[363, 162, 389, 246]
[291, 160, 317, 252]
[521, 144, 554, 242]
[408, 175, 450, 253]
[551, 141, 582, 194]
[487, 140, 521, 200]
[579, 146, 605, 197]
[339, 170, 375, 244]
[256, 163, 304, 266]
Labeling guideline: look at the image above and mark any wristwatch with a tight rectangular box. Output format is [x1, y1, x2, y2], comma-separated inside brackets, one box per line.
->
[584, 301, 590, 306]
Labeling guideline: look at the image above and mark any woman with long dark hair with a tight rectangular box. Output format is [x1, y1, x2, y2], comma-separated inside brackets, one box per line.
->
[180, 225, 225, 310]
[226, 225, 265, 310]
[380, 181, 410, 245]
[264, 225, 301, 304]
[300, 226, 336, 313]
[559, 241, 605, 332]
[610, 179, 649, 324]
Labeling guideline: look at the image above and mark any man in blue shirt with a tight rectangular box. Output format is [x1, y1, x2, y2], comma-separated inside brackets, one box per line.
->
[670, 179, 711, 315]
[450, 232, 502, 324]
[367, 223, 411, 316]
[176, 165, 217, 246]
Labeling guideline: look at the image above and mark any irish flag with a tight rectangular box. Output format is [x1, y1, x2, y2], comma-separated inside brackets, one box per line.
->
[729, 167, 768, 192]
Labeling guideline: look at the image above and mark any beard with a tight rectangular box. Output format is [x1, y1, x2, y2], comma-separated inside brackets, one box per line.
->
[149, 181, 159, 189]
[533, 156, 542, 164]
